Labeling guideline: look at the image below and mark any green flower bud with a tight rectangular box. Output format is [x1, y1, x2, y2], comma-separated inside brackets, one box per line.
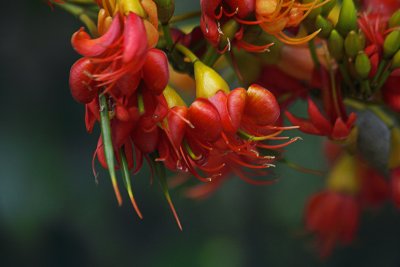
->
[336, 0, 357, 36]
[358, 30, 366, 50]
[355, 52, 371, 79]
[391, 49, 400, 69]
[163, 85, 186, 108]
[344, 31, 361, 58]
[153, 0, 175, 23]
[194, 61, 230, 98]
[316, 15, 333, 38]
[389, 9, 400, 28]
[321, 0, 337, 16]
[383, 30, 400, 59]
[328, 29, 344, 61]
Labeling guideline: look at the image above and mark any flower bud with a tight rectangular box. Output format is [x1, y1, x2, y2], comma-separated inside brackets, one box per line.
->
[389, 9, 400, 28]
[344, 31, 361, 58]
[384, 30, 400, 59]
[163, 85, 186, 108]
[120, 0, 146, 17]
[316, 15, 333, 38]
[327, 153, 359, 194]
[389, 127, 400, 169]
[336, 0, 357, 36]
[328, 29, 344, 61]
[244, 84, 280, 126]
[391, 50, 400, 70]
[194, 61, 230, 98]
[153, 0, 175, 24]
[355, 52, 371, 79]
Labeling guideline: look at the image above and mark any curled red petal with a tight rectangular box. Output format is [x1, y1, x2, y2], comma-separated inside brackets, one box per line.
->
[331, 118, 351, 140]
[69, 58, 98, 104]
[115, 72, 141, 97]
[123, 12, 148, 64]
[188, 98, 222, 142]
[142, 49, 169, 95]
[209, 91, 236, 133]
[285, 111, 322, 135]
[168, 106, 188, 148]
[227, 88, 247, 131]
[346, 112, 357, 128]
[307, 98, 332, 133]
[71, 17, 121, 57]
[132, 117, 159, 153]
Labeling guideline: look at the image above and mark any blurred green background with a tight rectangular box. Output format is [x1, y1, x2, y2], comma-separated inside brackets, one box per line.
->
[1, 1, 400, 266]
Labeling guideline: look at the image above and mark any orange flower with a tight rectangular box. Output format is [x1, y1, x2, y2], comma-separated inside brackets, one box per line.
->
[253, 0, 329, 44]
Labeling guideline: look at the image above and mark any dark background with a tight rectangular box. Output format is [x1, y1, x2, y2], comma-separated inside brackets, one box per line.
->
[1, 1, 400, 266]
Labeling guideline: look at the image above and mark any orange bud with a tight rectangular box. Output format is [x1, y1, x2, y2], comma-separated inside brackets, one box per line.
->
[244, 84, 280, 125]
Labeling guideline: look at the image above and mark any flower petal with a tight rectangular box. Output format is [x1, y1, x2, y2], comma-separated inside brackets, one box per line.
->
[71, 17, 121, 57]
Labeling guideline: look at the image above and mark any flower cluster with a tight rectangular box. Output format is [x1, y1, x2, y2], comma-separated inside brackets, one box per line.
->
[51, 0, 400, 258]
[56, 0, 302, 229]
[200, 0, 328, 52]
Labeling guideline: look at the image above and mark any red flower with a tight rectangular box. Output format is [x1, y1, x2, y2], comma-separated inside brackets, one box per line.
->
[306, 191, 360, 258]
[158, 85, 298, 195]
[69, 12, 149, 103]
[254, 0, 327, 44]
[285, 98, 357, 140]
[200, 0, 273, 52]
[361, 0, 400, 18]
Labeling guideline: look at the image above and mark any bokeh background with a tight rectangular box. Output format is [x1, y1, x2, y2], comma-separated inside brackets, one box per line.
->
[1, 1, 400, 266]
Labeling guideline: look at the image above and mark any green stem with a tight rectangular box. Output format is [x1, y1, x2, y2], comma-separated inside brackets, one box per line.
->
[308, 40, 320, 69]
[372, 59, 388, 86]
[369, 106, 395, 129]
[138, 93, 145, 114]
[375, 69, 392, 92]
[202, 45, 221, 66]
[169, 10, 202, 24]
[175, 43, 199, 63]
[329, 63, 343, 119]
[99, 94, 122, 206]
[161, 23, 174, 51]
[279, 159, 325, 176]
[361, 79, 372, 97]
[338, 63, 356, 95]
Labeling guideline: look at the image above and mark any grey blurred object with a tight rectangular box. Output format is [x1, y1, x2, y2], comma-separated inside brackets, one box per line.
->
[356, 110, 390, 175]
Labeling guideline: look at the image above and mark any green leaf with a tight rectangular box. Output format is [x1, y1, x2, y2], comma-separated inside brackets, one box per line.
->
[99, 94, 122, 206]
[119, 148, 143, 219]
[152, 155, 182, 230]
